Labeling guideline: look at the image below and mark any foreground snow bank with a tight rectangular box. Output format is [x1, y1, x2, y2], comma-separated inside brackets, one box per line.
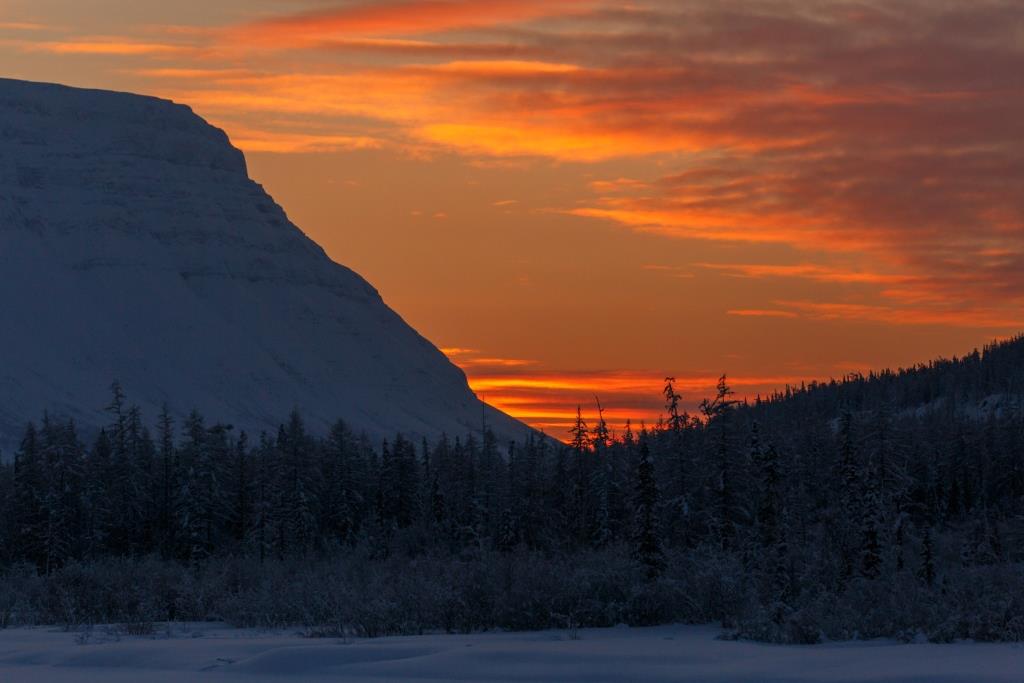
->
[0, 622, 1021, 682]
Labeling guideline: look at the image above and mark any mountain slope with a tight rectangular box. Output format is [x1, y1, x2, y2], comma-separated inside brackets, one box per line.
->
[0, 77, 529, 449]
[742, 334, 1024, 427]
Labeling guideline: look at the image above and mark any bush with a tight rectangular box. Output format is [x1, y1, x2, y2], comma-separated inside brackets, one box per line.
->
[2, 548, 1023, 644]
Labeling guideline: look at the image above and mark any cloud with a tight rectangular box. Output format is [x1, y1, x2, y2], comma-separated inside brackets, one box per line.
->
[727, 309, 799, 319]
[233, 0, 590, 43]
[698, 263, 916, 285]
[311, 36, 533, 59]
[24, 39, 191, 55]
[223, 127, 384, 153]
[14, 0, 1020, 337]
[439, 347, 480, 356]
[464, 368, 807, 435]
[445, 348, 787, 433]
[458, 357, 538, 368]
[641, 264, 694, 278]
[773, 300, 1024, 329]
[441, 347, 537, 368]
[429, 59, 580, 75]
[132, 67, 260, 79]
[0, 22, 48, 31]
[589, 178, 650, 193]
[213, 0, 1023, 328]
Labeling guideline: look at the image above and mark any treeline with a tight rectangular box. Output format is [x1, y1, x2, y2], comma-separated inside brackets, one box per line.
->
[749, 334, 1024, 422]
[1, 336, 1024, 642]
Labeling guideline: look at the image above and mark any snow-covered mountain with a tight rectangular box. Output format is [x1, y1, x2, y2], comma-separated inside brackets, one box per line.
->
[0, 77, 530, 451]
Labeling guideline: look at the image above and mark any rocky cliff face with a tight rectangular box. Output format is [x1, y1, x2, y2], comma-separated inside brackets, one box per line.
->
[0, 78, 528, 450]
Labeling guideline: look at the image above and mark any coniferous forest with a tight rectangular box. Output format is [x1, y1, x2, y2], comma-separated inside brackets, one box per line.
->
[2, 337, 1024, 643]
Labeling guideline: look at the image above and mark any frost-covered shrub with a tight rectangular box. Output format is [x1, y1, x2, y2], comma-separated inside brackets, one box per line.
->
[671, 546, 754, 626]
[734, 602, 822, 644]
[494, 554, 565, 631]
[4, 548, 1024, 643]
[938, 565, 1024, 642]
[0, 564, 40, 628]
[623, 578, 687, 626]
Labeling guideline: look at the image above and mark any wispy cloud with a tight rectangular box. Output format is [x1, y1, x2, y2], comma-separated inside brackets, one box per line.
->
[209, 0, 1023, 335]
[225, 128, 384, 154]
[440, 347, 480, 356]
[24, 39, 192, 55]
[774, 300, 1024, 329]
[6, 0, 1020, 379]
[467, 368, 807, 434]
[232, 0, 591, 43]
[698, 263, 916, 285]
[0, 22, 49, 31]
[442, 347, 809, 433]
[727, 309, 799, 319]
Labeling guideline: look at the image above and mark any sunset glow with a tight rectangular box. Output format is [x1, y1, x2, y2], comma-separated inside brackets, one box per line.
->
[4, 0, 1022, 437]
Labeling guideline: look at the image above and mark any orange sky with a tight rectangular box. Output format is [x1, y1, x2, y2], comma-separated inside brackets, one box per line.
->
[3, 0, 1022, 436]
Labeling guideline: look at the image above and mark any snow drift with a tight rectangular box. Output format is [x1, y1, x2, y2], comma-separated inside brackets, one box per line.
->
[1, 623, 1023, 683]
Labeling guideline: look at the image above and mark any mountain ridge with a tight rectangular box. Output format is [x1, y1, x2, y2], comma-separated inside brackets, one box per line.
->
[0, 77, 530, 451]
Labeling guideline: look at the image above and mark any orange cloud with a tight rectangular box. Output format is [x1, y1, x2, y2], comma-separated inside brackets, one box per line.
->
[774, 300, 1024, 329]
[26, 40, 190, 55]
[210, 0, 1024, 335]
[430, 60, 580, 75]
[233, 0, 590, 43]
[453, 347, 807, 436]
[698, 263, 916, 285]
[439, 349, 536, 369]
[727, 309, 799, 319]
[11, 0, 1021, 350]
[0, 22, 48, 31]
[457, 357, 538, 368]
[589, 178, 650, 193]
[440, 347, 479, 356]
[469, 369, 809, 436]
[133, 68, 259, 79]
[223, 125, 384, 153]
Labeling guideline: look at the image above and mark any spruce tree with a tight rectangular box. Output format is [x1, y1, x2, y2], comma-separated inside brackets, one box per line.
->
[632, 441, 664, 579]
[38, 417, 84, 572]
[12, 423, 44, 566]
[701, 375, 738, 550]
[0, 458, 14, 565]
[323, 419, 359, 543]
[156, 405, 177, 558]
[276, 411, 318, 555]
[83, 429, 115, 556]
[568, 407, 590, 546]
[230, 431, 251, 543]
[918, 526, 936, 587]
[859, 460, 884, 580]
[836, 410, 861, 583]
[589, 398, 612, 548]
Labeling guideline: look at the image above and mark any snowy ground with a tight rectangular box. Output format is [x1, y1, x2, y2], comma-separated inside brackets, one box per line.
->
[0, 622, 1021, 682]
